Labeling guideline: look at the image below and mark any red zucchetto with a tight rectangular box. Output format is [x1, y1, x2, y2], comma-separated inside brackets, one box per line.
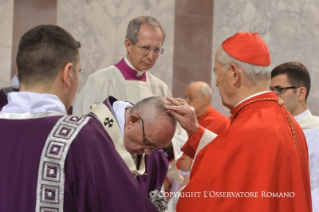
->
[222, 32, 271, 66]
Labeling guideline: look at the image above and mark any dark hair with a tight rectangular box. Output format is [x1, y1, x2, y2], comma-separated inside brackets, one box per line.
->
[16, 25, 80, 86]
[126, 16, 165, 45]
[271, 62, 311, 100]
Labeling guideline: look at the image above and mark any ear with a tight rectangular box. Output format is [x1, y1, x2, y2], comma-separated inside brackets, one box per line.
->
[202, 94, 209, 104]
[125, 39, 132, 54]
[230, 63, 241, 86]
[62, 63, 73, 88]
[126, 115, 139, 129]
[297, 87, 307, 102]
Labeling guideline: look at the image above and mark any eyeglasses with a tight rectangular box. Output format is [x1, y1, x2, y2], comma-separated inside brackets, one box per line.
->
[136, 45, 164, 55]
[139, 117, 163, 152]
[269, 85, 300, 96]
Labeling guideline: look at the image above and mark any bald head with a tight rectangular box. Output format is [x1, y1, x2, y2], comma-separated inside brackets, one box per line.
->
[185, 81, 212, 117]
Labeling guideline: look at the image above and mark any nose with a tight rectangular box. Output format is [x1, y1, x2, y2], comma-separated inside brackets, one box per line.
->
[146, 49, 155, 60]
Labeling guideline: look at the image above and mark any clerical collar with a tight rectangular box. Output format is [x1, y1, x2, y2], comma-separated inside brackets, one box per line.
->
[2, 91, 67, 114]
[234, 91, 271, 108]
[114, 57, 147, 81]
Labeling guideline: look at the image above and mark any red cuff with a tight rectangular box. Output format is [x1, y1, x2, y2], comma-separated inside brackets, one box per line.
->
[181, 126, 205, 159]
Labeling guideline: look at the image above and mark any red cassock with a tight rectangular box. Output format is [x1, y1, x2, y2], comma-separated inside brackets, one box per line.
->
[197, 106, 230, 135]
[178, 92, 312, 212]
[174, 107, 230, 171]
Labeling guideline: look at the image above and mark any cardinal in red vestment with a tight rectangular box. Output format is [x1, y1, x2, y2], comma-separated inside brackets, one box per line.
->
[166, 32, 312, 212]
[185, 81, 230, 134]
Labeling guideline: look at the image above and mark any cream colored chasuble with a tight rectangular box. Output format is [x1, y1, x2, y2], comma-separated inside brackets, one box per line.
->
[90, 102, 146, 176]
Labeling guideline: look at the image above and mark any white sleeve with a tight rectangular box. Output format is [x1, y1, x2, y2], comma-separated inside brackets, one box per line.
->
[166, 123, 188, 183]
[304, 128, 319, 212]
[193, 129, 218, 162]
[310, 133, 319, 212]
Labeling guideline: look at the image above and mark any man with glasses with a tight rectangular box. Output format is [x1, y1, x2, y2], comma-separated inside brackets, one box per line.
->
[73, 16, 187, 197]
[0, 25, 157, 212]
[89, 96, 176, 197]
[73, 16, 170, 115]
[270, 61, 319, 212]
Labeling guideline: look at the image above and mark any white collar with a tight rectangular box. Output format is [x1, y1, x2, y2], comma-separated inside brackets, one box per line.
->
[294, 109, 310, 120]
[2, 91, 67, 114]
[124, 56, 146, 77]
[112, 100, 133, 137]
[234, 91, 271, 108]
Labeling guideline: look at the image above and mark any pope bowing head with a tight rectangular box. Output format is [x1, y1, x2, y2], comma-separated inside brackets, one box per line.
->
[123, 96, 176, 156]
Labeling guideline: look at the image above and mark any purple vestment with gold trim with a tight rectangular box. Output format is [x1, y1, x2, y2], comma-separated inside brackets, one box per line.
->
[0, 112, 157, 211]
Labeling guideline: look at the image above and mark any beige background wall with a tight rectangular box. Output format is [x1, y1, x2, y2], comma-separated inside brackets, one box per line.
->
[1, 0, 319, 116]
[57, 0, 175, 93]
[211, 0, 319, 116]
[0, 0, 13, 88]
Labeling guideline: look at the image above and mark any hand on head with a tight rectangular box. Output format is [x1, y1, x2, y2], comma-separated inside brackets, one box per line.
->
[165, 97, 199, 136]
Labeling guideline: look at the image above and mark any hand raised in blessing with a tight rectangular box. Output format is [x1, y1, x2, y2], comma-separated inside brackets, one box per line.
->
[165, 97, 199, 136]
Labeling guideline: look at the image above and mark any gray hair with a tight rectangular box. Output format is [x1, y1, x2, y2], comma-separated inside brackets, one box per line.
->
[126, 16, 166, 45]
[216, 46, 271, 84]
[130, 96, 176, 126]
[200, 82, 212, 101]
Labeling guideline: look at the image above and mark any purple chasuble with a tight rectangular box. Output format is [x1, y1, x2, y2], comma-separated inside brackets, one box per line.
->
[0, 113, 157, 212]
[102, 96, 169, 196]
[114, 58, 147, 81]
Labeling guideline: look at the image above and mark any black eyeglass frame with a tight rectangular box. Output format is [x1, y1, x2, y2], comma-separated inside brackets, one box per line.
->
[270, 85, 300, 96]
[139, 117, 163, 152]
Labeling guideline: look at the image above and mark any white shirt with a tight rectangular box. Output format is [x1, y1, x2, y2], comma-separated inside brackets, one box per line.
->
[2, 91, 67, 114]
[295, 109, 319, 212]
